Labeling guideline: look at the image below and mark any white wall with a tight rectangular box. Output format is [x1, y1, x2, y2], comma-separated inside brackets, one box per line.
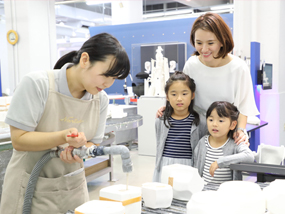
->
[0, 21, 10, 95]
[278, 0, 285, 145]
[234, 0, 285, 146]
[4, 0, 57, 93]
[112, 0, 143, 25]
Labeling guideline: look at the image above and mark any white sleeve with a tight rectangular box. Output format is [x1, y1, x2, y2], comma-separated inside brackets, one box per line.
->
[234, 62, 260, 116]
[183, 57, 192, 77]
[89, 91, 109, 144]
[5, 72, 48, 131]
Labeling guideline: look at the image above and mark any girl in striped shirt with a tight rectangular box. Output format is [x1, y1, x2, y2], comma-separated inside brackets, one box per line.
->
[153, 71, 207, 182]
[193, 101, 254, 184]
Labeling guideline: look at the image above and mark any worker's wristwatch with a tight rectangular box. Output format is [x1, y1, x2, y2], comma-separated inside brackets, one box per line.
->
[237, 127, 249, 141]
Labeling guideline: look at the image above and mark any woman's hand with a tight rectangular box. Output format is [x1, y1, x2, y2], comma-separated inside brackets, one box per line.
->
[235, 114, 249, 146]
[209, 161, 219, 177]
[60, 146, 83, 164]
[64, 128, 87, 148]
[156, 106, 166, 118]
[234, 129, 249, 146]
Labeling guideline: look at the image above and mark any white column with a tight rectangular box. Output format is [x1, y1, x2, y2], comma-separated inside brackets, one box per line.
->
[0, 21, 9, 95]
[112, 0, 143, 25]
[234, 0, 285, 146]
[4, 0, 57, 93]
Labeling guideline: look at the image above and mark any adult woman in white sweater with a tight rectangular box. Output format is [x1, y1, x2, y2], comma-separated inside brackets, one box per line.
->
[158, 12, 259, 144]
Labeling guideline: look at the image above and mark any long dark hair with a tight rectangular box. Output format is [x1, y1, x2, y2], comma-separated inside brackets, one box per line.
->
[206, 101, 239, 139]
[54, 33, 130, 79]
[162, 71, 199, 128]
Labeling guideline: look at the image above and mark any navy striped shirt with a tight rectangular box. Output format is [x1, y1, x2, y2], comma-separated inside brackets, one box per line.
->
[162, 114, 194, 159]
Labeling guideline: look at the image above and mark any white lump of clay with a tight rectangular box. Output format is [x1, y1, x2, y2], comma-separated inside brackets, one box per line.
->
[161, 164, 204, 201]
[187, 191, 224, 214]
[99, 184, 142, 214]
[142, 182, 173, 209]
[218, 181, 266, 214]
[74, 200, 125, 214]
[263, 179, 285, 214]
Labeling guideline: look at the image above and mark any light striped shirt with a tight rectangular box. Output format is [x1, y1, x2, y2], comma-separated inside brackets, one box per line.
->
[202, 136, 233, 184]
[162, 114, 194, 159]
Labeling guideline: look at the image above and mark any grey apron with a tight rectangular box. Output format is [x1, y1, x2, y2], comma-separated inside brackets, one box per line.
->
[0, 71, 100, 214]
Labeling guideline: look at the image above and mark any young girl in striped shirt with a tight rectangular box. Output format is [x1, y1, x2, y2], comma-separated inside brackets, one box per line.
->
[193, 101, 254, 184]
[153, 71, 207, 182]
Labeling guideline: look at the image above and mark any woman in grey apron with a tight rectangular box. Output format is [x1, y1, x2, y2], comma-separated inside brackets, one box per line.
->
[0, 33, 130, 214]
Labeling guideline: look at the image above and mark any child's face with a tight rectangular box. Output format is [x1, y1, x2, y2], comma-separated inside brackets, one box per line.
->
[207, 109, 237, 139]
[167, 81, 194, 115]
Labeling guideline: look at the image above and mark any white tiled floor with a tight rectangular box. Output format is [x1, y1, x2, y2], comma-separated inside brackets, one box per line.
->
[87, 145, 155, 200]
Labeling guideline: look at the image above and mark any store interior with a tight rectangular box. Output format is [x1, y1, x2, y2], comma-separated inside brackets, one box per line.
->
[0, 0, 285, 213]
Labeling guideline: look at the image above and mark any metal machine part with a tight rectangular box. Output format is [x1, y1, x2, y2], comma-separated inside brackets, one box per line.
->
[72, 145, 132, 173]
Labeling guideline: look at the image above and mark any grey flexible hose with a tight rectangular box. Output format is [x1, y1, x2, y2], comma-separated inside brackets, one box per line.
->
[22, 150, 59, 214]
[103, 145, 133, 173]
[22, 145, 132, 214]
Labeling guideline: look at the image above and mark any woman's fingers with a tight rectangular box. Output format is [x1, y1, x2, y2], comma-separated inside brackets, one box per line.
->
[66, 132, 87, 148]
[234, 130, 245, 145]
[60, 147, 83, 163]
[156, 106, 166, 118]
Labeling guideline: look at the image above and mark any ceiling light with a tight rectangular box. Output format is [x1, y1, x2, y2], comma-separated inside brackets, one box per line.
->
[86, 1, 110, 6]
[143, 9, 193, 19]
[165, 9, 193, 16]
[210, 4, 234, 11]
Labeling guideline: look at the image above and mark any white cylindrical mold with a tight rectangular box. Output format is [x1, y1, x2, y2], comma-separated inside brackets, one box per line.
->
[263, 179, 285, 214]
[99, 184, 141, 214]
[142, 182, 173, 209]
[218, 181, 266, 214]
[74, 200, 125, 214]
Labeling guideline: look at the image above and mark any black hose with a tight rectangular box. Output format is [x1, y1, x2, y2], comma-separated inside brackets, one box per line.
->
[22, 150, 58, 214]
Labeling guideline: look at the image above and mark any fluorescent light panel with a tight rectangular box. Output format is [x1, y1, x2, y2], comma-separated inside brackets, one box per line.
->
[86, 1, 110, 6]
[211, 4, 234, 11]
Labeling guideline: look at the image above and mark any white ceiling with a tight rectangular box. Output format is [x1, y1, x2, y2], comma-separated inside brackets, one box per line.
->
[0, 0, 232, 41]
[54, 0, 231, 39]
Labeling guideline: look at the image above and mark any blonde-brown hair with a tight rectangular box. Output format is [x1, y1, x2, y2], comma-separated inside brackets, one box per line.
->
[190, 12, 234, 59]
